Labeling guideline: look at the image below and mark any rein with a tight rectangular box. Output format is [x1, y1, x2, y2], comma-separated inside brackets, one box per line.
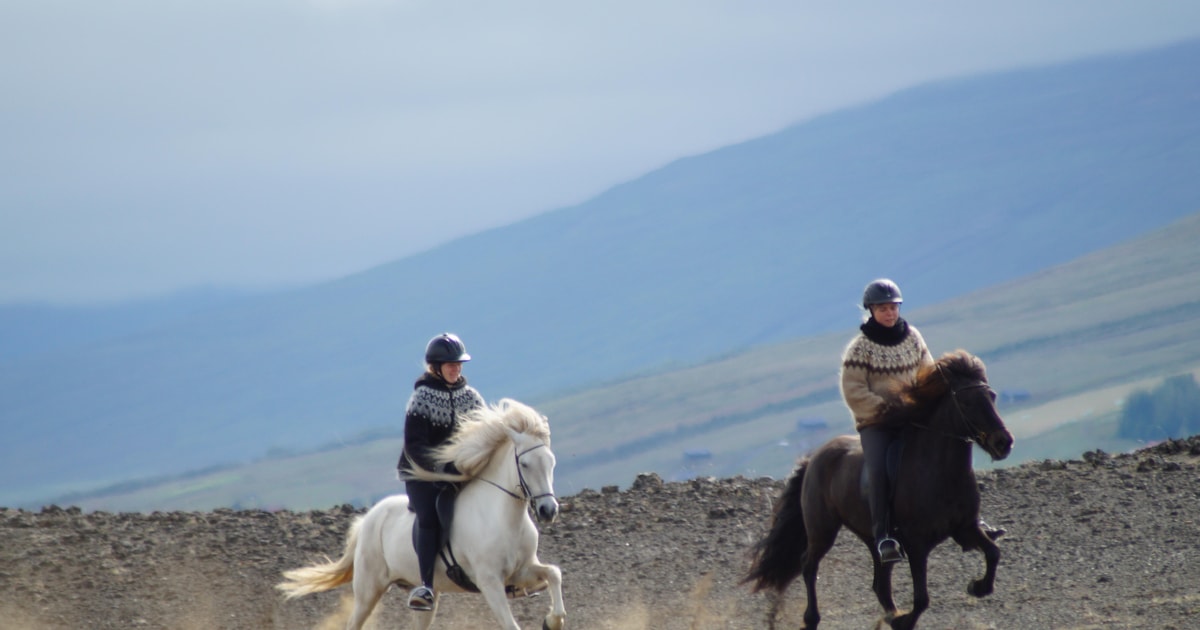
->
[478, 443, 556, 507]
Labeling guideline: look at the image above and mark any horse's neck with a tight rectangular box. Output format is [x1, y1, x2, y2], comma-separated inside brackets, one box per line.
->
[909, 415, 976, 485]
[466, 442, 527, 520]
[479, 441, 517, 485]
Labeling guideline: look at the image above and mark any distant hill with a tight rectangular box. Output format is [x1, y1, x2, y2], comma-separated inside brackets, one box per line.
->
[45, 212, 1200, 511]
[0, 288, 272, 362]
[3, 39, 1200, 507]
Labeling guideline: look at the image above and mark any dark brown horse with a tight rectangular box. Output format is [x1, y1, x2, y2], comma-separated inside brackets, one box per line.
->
[744, 350, 1014, 630]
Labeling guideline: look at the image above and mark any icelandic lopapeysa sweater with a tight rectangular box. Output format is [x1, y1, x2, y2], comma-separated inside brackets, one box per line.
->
[839, 318, 934, 431]
[399, 372, 485, 473]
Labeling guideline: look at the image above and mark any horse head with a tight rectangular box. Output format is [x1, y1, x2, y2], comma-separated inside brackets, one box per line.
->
[910, 350, 1014, 461]
[506, 425, 559, 524]
[493, 399, 559, 524]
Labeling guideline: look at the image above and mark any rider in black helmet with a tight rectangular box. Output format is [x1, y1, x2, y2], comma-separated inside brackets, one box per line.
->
[398, 332, 485, 611]
[840, 279, 1005, 565]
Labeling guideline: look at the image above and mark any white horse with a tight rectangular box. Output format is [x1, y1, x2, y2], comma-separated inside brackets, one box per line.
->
[277, 399, 566, 630]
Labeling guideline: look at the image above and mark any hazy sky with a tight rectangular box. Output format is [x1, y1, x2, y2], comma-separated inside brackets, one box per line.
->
[4, 1, 1200, 304]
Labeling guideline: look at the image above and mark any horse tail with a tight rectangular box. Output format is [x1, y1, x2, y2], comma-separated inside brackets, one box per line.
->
[276, 516, 362, 599]
[743, 457, 809, 594]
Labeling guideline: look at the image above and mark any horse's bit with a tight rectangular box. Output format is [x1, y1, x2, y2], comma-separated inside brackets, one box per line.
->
[480, 443, 556, 507]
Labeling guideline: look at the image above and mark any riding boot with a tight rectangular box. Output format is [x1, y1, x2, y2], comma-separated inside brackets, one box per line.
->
[861, 428, 903, 564]
[409, 524, 440, 611]
[866, 482, 903, 563]
[873, 494, 902, 561]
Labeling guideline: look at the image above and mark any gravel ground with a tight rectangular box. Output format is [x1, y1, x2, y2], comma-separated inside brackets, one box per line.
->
[2, 437, 1198, 630]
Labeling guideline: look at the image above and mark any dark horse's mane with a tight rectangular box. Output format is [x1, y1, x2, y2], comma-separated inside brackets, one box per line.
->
[878, 350, 988, 427]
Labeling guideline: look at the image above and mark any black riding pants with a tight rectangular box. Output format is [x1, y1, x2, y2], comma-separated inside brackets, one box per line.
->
[860, 425, 901, 542]
[405, 479, 442, 588]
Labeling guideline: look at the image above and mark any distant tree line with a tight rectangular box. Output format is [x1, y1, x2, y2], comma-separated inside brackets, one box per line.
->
[1117, 374, 1200, 441]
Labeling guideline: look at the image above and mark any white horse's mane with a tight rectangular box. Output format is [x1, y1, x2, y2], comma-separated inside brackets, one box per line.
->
[430, 398, 551, 478]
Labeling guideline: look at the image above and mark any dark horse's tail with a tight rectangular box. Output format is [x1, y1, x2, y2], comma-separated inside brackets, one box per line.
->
[743, 457, 809, 593]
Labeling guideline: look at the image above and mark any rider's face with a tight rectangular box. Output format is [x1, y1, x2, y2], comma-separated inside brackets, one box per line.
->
[439, 362, 463, 382]
[870, 303, 900, 328]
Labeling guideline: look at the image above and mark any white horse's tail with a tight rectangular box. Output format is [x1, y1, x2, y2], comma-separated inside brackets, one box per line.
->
[276, 517, 362, 599]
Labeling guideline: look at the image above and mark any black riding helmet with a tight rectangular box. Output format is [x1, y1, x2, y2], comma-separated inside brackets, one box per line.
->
[862, 279, 903, 308]
[425, 333, 471, 364]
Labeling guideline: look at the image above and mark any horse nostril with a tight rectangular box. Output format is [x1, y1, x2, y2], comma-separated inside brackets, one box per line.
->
[990, 433, 1014, 460]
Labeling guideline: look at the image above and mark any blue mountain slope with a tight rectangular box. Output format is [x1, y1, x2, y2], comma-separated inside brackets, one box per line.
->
[0, 288, 267, 362]
[2, 39, 1199, 506]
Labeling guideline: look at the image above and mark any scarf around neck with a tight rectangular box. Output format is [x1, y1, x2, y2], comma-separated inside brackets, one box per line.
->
[860, 316, 911, 346]
[415, 371, 468, 391]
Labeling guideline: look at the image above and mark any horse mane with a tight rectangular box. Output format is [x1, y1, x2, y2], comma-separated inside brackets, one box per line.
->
[431, 398, 551, 478]
[882, 350, 988, 425]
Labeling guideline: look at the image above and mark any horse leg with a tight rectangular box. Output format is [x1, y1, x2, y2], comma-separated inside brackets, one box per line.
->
[505, 560, 566, 630]
[799, 556, 822, 630]
[868, 545, 898, 618]
[342, 531, 396, 630]
[799, 525, 839, 629]
[344, 572, 387, 630]
[531, 562, 566, 630]
[889, 551, 929, 630]
[475, 574, 522, 630]
[958, 528, 1001, 598]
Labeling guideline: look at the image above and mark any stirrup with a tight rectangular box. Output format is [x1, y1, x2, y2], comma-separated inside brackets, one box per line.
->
[407, 585, 435, 611]
[877, 538, 904, 564]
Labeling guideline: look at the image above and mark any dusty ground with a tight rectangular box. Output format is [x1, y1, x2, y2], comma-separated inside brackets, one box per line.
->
[2, 437, 1199, 630]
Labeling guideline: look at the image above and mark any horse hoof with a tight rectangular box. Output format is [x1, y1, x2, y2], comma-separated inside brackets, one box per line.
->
[542, 615, 565, 630]
[888, 612, 918, 630]
[967, 579, 993, 598]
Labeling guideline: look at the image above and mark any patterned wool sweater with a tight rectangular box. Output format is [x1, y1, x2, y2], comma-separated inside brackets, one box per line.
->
[839, 318, 934, 431]
[399, 372, 485, 473]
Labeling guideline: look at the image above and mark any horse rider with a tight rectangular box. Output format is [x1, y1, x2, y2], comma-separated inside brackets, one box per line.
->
[840, 279, 1005, 564]
[398, 332, 486, 611]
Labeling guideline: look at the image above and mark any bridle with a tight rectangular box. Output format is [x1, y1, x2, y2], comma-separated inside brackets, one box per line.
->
[479, 442, 556, 507]
[907, 362, 993, 446]
[931, 360, 998, 444]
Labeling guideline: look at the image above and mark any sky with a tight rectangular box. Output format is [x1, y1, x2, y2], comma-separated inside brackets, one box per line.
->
[4, 1, 1200, 305]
